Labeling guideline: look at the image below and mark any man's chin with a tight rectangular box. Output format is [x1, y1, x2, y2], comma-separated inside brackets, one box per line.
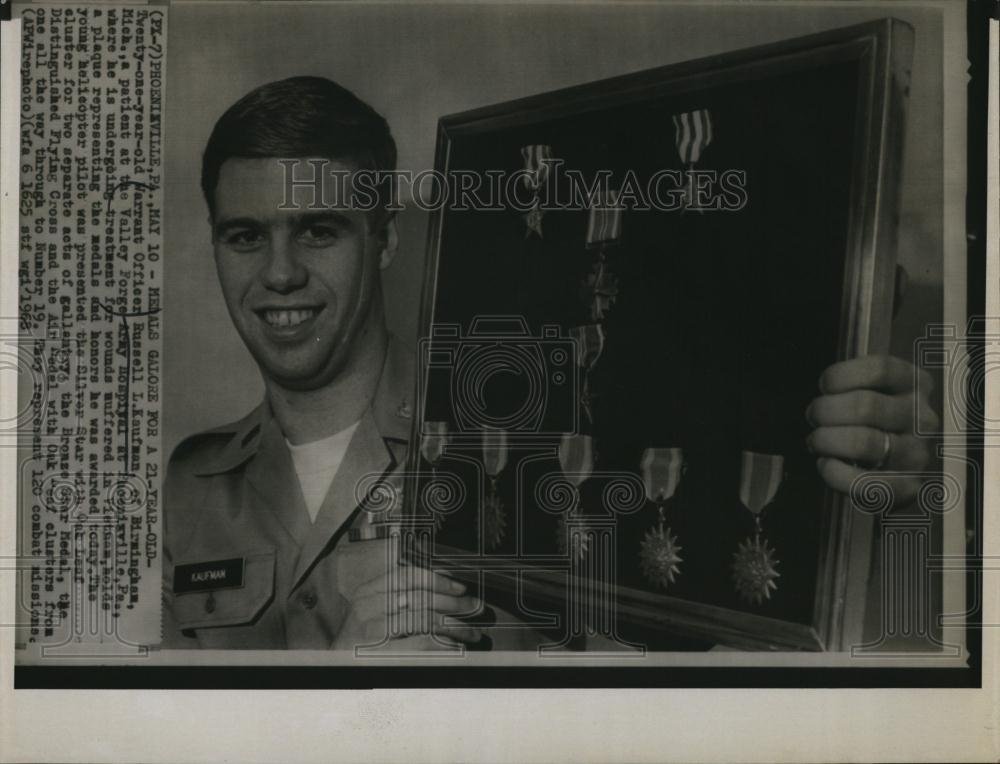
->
[256, 353, 348, 393]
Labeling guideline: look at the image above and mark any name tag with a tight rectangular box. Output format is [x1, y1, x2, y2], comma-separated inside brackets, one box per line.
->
[173, 557, 245, 594]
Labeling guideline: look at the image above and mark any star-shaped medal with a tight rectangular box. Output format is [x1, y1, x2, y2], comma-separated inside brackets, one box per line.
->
[639, 523, 683, 589]
[732, 534, 781, 605]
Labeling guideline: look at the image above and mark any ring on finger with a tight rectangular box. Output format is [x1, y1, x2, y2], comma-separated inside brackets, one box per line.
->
[872, 431, 892, 470]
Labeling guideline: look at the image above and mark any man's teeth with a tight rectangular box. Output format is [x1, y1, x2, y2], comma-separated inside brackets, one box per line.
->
[263, 309, 316, 328]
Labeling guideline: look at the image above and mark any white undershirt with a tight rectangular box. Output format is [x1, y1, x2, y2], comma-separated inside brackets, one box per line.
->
[286, 421, 360, 523]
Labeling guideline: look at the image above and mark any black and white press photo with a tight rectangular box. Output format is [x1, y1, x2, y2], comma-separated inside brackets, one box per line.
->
[3, 0, 994, 740]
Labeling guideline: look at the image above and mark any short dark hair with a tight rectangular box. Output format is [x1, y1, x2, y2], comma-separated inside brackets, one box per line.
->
[201, 76, 397, 221]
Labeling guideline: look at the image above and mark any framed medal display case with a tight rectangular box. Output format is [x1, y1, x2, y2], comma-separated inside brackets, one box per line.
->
[404, 18, 914, 651]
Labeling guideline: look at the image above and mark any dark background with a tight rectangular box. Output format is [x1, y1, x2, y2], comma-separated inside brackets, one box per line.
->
[422, 58, 860, 630]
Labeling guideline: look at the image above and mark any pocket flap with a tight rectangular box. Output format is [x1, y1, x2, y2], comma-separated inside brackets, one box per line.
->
[172, 548, 275, 630]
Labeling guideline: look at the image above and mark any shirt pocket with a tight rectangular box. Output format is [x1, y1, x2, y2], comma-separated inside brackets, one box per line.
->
[171, 548, 276, 630]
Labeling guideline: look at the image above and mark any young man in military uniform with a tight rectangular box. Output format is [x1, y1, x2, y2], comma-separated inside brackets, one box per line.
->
[161, 77, 507, 650]
[161, 76, 937, 651]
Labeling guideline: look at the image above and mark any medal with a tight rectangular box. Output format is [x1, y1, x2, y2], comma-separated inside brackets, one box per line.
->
[733, 534, 781, 606]
[731, 451, 784, 605]
[569, 324, 605, 426]
[555, 433, 594, 560]
[520, 144, 553, 238]
[481, 427, 509, 549]
[638, 447, 685, 589]
[585, 187, 623, 248]
[420, 421, 449, 529]
[582, 188, 623, 321]
[580, 257, 620, 323]
[671, 109, 713, 212]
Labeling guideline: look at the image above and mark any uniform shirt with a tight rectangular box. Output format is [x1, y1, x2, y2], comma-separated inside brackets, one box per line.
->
[161, 337, 416, 649]
[160, 336, 541, 651]
[287, 421, 360, 523]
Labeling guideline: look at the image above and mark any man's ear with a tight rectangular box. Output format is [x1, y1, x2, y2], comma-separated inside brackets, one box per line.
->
[378, 214, 399, 271]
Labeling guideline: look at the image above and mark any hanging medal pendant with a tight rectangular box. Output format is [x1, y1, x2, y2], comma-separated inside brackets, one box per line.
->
[483, 475, 506, 550]
[480, 428, 508, 551]
[733, 451, 785, 606]
[732, 515, 781, 606]
[639, 504, 683, 590]
[555, 434, 595, 561]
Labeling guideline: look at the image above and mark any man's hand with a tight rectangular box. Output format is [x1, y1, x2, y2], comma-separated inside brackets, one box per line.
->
[805, 355, 939, 506]
[331, 560, 483, 651]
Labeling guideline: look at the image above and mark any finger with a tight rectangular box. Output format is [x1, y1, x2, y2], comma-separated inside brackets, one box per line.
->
[352, 591, 481, 622]
[383, 610, 485, 643]
[818, 356, 926, 396]
[438, 616, 486, 644]
[815, 457, 921, 506]
[808, 426, 890, 467]
[356, 566, 467, 598]
[815, 456, 863, 494]
[396, 591, 481, 615]
[806, 390, 913, 432]
[388, 634, 463, 651]
[885, 434, 933, 471]
[918, 399, 942, 433]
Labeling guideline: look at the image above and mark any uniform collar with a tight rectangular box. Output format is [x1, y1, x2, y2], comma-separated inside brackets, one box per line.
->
[194, 334, 415, 477]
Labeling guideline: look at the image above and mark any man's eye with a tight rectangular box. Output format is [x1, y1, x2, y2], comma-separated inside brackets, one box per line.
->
[224, 230, 265, 250]
[299, 225, 338, 246]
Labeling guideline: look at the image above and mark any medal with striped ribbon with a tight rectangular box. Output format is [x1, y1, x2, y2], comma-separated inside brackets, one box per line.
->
[732, 451, 784, 605]
[555, 433, 595, 560]
[582, 188, 622, 321]
[672, 109, 713, 212]
[520, 144, 553, 238]
[481, 428, 509, 549]
[569, 324, 604, 426]
[638, 447, 685, 589]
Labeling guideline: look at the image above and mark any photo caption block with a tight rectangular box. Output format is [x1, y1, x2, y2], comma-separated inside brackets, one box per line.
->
[15, 4, 166, 657]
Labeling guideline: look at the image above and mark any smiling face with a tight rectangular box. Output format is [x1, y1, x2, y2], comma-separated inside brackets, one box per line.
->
[211, 157, 394, 391]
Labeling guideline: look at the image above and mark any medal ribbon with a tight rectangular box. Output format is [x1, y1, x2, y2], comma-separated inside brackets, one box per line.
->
[583, 262, 619, 323]
[521, 144, 554, 237]
[482, 428, 509, 477]
[585, 187, 623, 246]
[639, 447, 684, 503]
[558, 434, 594, 487]
[672, 109, 713, 164]
[738, 451, 784, 515]
[420, 421, 449, 464]
[672, 109, 713, 208]
[520, 144, 553, 191]
[570, 324, 605, 371]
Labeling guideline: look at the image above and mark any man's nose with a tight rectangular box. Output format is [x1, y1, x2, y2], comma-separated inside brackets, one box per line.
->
[259, 235, 308, 292]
